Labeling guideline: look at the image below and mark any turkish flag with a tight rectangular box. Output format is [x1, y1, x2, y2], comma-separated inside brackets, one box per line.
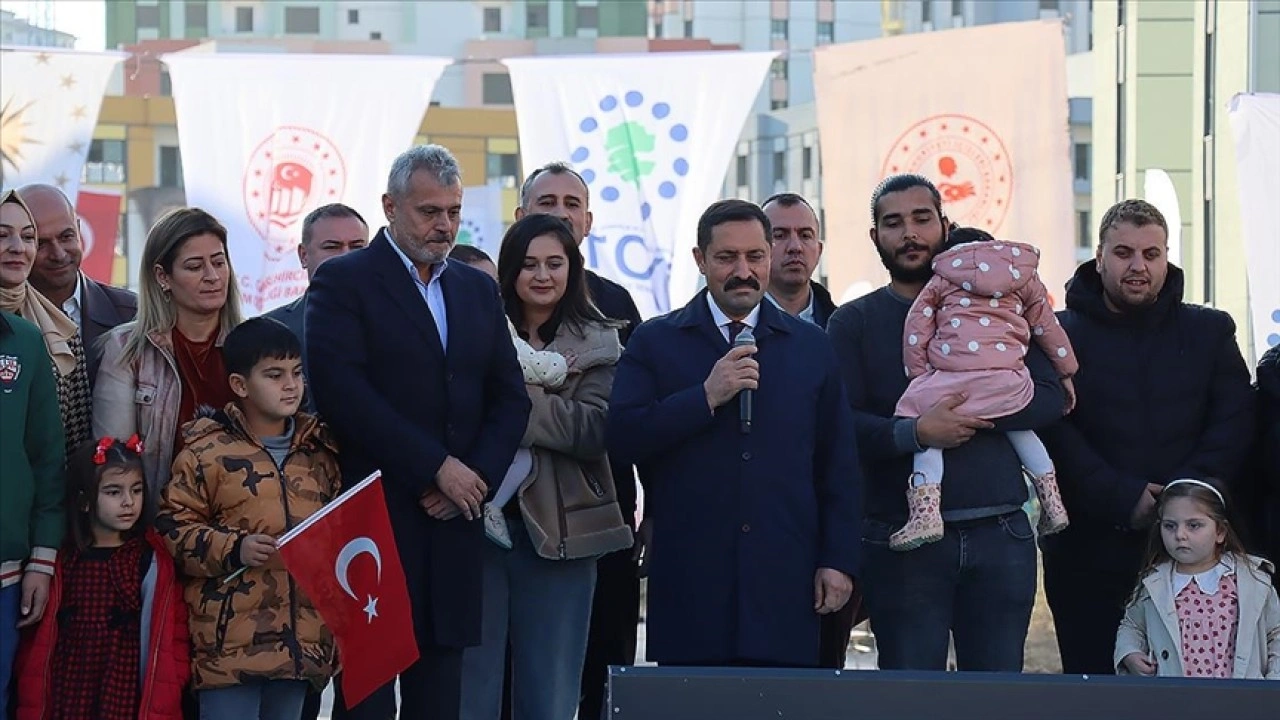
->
[74, 190, 121, 285]
[277, 472, 418, 708]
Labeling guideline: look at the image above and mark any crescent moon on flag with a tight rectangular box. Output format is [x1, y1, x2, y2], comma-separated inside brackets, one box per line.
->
[334, 536, 382, 601]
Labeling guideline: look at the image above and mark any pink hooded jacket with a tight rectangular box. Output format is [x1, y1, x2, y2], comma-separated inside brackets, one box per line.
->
[895, 240, 1078, 420]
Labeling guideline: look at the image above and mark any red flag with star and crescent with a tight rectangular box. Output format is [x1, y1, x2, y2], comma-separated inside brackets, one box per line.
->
[278, 472, 418, 708]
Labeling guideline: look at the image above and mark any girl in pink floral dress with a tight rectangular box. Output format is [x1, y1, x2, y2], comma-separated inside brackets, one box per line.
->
[1116, 478, 1280, 679]
[891, 228, 1077, 551]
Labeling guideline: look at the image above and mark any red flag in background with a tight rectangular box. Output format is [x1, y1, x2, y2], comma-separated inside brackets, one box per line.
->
[74, 190, 121, 284]
[277, 472, 418, 708]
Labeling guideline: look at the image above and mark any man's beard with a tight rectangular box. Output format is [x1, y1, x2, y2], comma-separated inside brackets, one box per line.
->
[875, 242, 935, 284]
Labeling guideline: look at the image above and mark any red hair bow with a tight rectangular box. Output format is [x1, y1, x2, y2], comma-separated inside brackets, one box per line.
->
[92, 434, 144, 465]
[92, 437, 113, 465]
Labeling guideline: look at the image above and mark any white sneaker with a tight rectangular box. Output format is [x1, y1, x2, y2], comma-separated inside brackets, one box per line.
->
[484, 504, 513, 549]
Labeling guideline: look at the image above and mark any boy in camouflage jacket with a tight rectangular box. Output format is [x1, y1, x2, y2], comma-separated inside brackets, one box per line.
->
[158, 318, 339, 718]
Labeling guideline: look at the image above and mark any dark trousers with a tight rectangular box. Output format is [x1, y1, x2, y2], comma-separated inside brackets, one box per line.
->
[1042, 526, 1146, 674]
[340, 644, 461, 720]
[577, 548, 641, 720]
[817, 588, 864, 669]
[860, 512, 1038, 671]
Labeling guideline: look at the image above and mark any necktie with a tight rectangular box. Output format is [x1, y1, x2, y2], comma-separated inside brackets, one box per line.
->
[727, 321, 746, 343]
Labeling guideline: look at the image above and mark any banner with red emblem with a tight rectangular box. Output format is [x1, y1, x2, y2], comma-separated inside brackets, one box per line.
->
[162, 52, 450, 314]
[814, 20, 1074, 306]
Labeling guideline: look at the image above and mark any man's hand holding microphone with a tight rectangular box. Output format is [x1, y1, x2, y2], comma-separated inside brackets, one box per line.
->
[704, 326, 758, 422]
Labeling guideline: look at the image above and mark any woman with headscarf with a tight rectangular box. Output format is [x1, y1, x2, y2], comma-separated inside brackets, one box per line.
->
[1, 189, 91, 456]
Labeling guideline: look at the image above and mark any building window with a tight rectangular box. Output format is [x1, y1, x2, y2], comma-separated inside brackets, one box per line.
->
[770, 100, 787, 110]
[370, 31, 382, 39]
[773, 150, 786, 181]
[771, 19, 788, 39]
[284, 7, 321, 34]
[235, 6, 254, 32]
[802, 146, 813, 180]
[159, 146, 183, 189]
[577, 4, 598, 30]
[487, 152, 519, 188]
[683, 19, 693, 38]
[348, 9, 359, 24]
[483, 7, 502, 33]
[82, 140, 126, 184]
[482, 72, 514, 105]
[136, 4, 160, 28]
[159, 69, 172, 96]
[527, 3, 549, 29]
[1073, 142, 1091, 181]
[817, 20, 834, 45]
[185, 1, 208, 30]
[922, 1, 932, 24]
[736, 155, 748, 187]
[1040, 0, 1060, 10]
[770, 58, 788, 80]
[1076, 210, 1091, 250]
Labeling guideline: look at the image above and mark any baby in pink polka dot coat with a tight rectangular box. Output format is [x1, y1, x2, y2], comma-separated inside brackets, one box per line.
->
[888, 229, 1078, 551]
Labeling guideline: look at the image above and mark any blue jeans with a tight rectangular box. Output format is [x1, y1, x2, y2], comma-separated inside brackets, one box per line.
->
[1, 583, 20, 717]
[198, 680, 309, 720]
[461, 514, 597, 720]
[860, 511, 1037, 671]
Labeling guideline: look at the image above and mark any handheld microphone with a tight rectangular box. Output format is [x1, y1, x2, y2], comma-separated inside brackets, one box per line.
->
[734, 326, 755, 434]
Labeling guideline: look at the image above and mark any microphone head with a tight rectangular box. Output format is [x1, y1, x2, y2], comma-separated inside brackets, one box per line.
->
[734, 326, 756, 347]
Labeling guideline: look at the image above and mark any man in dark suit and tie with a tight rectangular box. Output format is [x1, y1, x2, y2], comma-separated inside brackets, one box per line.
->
[608, 199, 862, 668]
[306, 144, 530, 720]
[265, 203, 367, 416]
[18, 184, 137, 388]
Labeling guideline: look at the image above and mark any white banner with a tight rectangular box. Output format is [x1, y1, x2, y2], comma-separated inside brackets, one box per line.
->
[504, 52, 776, 318]
[814, 21, 1075, 306]
[460, 182, 505, 260]
[0, 47, 124, 199]
[1143, 170, 1183, 267]
[163, 52, 450, 313]
[1228, 93, 1280, 356]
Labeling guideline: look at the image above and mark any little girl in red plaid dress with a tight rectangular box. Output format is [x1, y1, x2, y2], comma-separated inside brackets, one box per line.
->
[15, 437, 189, 720]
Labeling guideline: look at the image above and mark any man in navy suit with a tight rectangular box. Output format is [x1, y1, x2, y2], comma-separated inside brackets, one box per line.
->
[265, 203, 367, 416]
[306, 144, 530, 720]
[608, 199, 862, 668]
[19, 183, 137, 388]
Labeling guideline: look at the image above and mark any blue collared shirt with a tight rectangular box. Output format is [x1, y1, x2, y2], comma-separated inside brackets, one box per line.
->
[386, 232, 449, 351]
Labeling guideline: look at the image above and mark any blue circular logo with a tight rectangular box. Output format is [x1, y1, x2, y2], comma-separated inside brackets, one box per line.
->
[571, 90, 690, 221]
[1269, 307, 1280, 348]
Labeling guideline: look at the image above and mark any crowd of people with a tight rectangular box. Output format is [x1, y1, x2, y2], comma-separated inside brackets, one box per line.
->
[2, 143, 1278, 720]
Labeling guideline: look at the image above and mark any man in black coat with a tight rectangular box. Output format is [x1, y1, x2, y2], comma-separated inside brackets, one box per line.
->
[265, 202, 367, 417]
[1253, 345, 1280, 586]
[1040, 199, 1255, 674]
[762, 192, 837, 329]
[513, 162, 643, 720]
[306, 145, 530, 720]
[18, 184, 136, 388]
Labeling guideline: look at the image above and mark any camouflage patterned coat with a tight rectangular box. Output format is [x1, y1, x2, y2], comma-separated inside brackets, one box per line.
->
[158, 404, 340, 690]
